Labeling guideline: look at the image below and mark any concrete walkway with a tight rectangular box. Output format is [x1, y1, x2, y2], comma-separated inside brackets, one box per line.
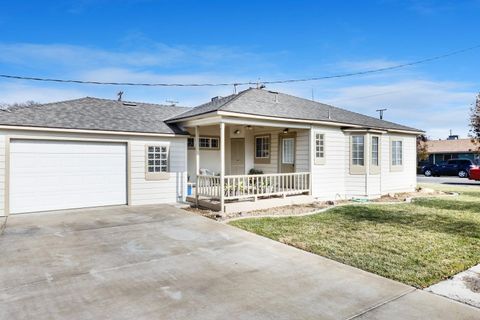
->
[1, 205, 478, 319]
[427, 264, 480, 308]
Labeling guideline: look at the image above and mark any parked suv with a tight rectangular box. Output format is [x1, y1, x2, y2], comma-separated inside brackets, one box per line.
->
[423, 159, 479, 178]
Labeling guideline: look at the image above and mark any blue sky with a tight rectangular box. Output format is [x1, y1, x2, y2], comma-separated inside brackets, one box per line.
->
[0, 0, 479, 138]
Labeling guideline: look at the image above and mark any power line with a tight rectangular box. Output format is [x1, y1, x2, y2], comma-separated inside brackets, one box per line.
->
[0, 44, 479, 87]
[262, 44, 480, 84]
[327, 90, 404, 103]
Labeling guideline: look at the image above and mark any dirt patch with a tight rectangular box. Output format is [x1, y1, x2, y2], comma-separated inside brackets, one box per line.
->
[371, 188, 448, 203]
[464, 275, 480, 293]
[184, 187, 452, 221]
[184, 201, 333, 221]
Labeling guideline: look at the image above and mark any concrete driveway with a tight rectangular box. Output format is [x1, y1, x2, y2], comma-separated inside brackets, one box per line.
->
[1, 205, 478, 320]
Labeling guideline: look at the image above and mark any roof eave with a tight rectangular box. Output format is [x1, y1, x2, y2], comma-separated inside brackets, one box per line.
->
[169, 109, 423, 134]
[217, 110, 423, 134]
[0, 124, 189, 137]
[166, 110, 220, 123]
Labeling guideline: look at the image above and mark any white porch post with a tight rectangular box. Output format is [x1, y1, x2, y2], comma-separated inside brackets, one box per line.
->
[195, 126, 200, 207]
[220, 122, 225, 213]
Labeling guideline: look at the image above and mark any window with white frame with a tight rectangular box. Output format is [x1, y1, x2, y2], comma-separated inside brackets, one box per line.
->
[371, 136, 379, 166]
[351, 136, 365, 166]
[147, 145, 168, 173]
[187, 137, 219, 150]
[315, 133, 325, 164]
[282, 138, 295, 164]
[391, 140, 403, 166]
[255, 135, 270, 158]
[187, 138, 194, 148]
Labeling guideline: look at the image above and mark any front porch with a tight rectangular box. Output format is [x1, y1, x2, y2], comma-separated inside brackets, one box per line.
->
[188, 172, 312, 213]
[181, 117, 314, 213]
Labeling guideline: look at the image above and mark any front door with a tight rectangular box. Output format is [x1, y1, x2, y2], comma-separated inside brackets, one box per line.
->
[279, 134, 296, 173]
[230, 138, 245, 175]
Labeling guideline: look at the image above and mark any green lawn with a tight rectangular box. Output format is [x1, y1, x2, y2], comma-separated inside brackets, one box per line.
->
[229, 184, 480, 288]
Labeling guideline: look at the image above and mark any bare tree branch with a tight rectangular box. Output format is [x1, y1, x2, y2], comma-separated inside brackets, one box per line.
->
[469, 93, 480, 153]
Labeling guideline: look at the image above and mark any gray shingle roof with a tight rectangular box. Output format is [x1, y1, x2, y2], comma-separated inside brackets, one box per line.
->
[0, 97, 189, 134]
[169, 88, 423, 133]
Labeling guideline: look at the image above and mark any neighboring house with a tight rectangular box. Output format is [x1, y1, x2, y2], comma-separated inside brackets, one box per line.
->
[0, 88, 422, 216]
[425, 136, 479, 164]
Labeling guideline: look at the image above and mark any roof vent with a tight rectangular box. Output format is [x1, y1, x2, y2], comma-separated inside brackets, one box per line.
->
[122, 102, 137, 106]
[211, 96, 222, 102]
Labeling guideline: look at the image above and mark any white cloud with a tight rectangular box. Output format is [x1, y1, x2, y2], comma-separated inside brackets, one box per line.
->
[0, 43, 187, 69]
[0, 42, 269, 72]
[0, 82, 87, 104]
[75, 67, 248, 106]
[0, 42, 475, 139]
[319, 80, 475, 139]
[334, 59, 403, 72]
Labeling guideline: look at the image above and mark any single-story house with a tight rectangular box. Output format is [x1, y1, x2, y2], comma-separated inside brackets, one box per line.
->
[425, 137, 479, 164]
[0, 88, 422, 216]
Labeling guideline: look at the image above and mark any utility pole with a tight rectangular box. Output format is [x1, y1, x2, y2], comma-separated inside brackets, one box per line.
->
[376, 108, 387, 120]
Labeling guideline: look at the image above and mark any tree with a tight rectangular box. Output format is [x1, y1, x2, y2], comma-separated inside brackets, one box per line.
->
[416, 134, 429, 162]
[470, 93, 480, 153]
[0, 100, 38, 110]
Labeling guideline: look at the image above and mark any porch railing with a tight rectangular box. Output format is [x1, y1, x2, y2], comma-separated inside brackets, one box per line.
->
[197, 174, 222, 198]
[196, 172, 310, 200]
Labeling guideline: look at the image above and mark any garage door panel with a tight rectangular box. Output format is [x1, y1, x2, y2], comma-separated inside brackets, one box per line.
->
[12, 158, 126, 176]
[12, 140, 125, 153]
[11, 178, 126, 194]
[10, 140, 127, 214]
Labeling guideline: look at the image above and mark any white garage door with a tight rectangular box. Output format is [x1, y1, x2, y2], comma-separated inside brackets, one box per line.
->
[10, 140, 127, 214]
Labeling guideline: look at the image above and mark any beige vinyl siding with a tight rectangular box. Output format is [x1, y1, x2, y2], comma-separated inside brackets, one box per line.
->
[251, 128, 279, 173]
[186, 126, 222, 181]
[366, 174, 381, 197]
[0, 129, 187, 216]
[295, 130, 310, 172]
[311, 126, 346, 200]
[0, 135, 6, 215]
[343, 133, 416, 199]
[130, 138, 187, 205]
[345, 175, 367, 198]
[344, 133, 367, 198]
[250, 128, 309, 174]
[186, 126, 309, 178]
[381, 133, 416, 194]
[343, 132, 416, 199]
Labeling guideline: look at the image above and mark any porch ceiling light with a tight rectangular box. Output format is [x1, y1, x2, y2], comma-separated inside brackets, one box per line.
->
[234, 129, 241, 135]
[246, 125, 252, 130]
[283, 128, 289, 134]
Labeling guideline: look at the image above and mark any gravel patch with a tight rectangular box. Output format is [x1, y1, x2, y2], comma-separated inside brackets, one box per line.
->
[426, 264, 480, 309]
